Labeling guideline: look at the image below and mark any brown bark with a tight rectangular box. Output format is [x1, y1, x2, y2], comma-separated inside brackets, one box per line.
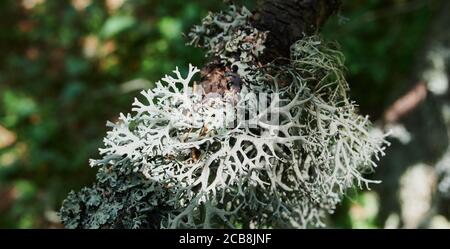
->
[252, 0, 341, 61]
[200, 0, 342, 94]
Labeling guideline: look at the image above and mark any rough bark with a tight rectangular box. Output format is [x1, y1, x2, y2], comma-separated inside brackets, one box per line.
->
[201, 0, 342, 93]
[252, 0, 341, 61]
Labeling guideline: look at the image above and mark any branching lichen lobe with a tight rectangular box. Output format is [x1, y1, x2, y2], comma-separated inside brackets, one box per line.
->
[60, 1, 388, 229]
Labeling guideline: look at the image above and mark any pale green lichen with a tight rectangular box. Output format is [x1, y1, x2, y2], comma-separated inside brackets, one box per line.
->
[188, 5, 269, 92]
[60, 4, 388, 229]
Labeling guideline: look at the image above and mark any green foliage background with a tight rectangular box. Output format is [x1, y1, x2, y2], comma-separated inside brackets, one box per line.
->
[0, 0, 435, 228]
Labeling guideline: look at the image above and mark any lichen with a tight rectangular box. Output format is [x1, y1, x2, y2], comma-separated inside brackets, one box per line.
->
[60, 4, 389, 229]
[188, 5, 269, 92]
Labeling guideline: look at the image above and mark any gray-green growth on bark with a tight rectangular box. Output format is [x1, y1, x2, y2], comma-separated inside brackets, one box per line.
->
[60, 1, 388, 228]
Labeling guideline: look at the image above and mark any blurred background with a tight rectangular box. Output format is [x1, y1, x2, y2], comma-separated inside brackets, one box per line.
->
[1, 0, 449, 228]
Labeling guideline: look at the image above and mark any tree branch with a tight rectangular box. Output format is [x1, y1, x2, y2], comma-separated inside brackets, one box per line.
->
[252, 0, 341, 61]
[200, 0, 342, 94]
